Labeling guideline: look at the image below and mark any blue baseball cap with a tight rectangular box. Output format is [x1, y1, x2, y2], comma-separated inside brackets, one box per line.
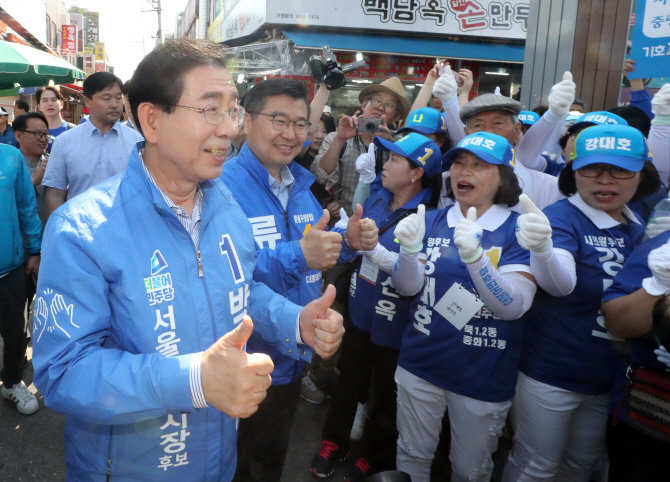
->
[396, 107, 448, 136]
[442, 132, 515, 170]
[374, 132, 442, 177]
[518, 111, 539, 126]
[567, 111, 628, 133]
[571, 124, 652, 172]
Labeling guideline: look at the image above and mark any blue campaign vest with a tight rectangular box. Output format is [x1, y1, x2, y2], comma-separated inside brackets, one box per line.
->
[521, 197, 646, 395]
[220, 144, 321, 384]
[398, 204, 530, 403]
[349, 186, 433, 349]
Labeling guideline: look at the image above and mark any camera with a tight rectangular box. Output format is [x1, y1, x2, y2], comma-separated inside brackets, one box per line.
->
[356, 118, 382, 133]
[310, 46, 366, 91]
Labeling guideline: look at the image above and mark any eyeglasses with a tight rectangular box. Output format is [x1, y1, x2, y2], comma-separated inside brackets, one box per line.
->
[368, 97, 397, 114]
[20, 130, 52, 141]
[577, 164, 637, 180]
[250, 112, 311, 135]
[171, 103, 244, 126]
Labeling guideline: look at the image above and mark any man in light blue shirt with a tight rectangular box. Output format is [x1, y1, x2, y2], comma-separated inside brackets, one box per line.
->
[42, 72, 143, 220]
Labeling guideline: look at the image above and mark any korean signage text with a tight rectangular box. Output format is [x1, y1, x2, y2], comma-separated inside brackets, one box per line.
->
[61, 25, 76, 54]
[629, 0, 670, 79]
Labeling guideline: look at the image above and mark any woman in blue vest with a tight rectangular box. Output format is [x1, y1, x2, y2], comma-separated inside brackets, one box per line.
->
[310, 132, 443, 481]
[504, 124, 660, 481]
[392, 132, 536, 482]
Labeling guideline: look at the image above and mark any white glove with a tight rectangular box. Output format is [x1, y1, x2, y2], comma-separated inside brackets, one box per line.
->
[548, 72, 576, 116]
[645, 216, 670, 240]
[643, 240, 670, 296]
[356, 143, 376, 184]
[333, 208, 349, 230]
[516, 194, 552, 252]
[652, 84, 670, 117]
[454, 207, 483, 264]
[654, 345, 670, 370]
[494, 86, 501, 95]
[432, 65, 458, 103]
[541, 151, 557, 162]
[394, 204, 425, 254]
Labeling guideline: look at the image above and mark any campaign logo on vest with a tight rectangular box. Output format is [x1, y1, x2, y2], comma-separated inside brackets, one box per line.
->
[144, 250, 174, 306]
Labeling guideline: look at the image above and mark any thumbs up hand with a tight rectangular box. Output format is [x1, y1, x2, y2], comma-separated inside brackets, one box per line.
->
[345, 204, 379, 251]
[356, 143, 377, 184]
[300, 209, 343, 271]
[201, 316, 274, 418]
[454, 207, 484, 264]
[394, 204, 426, 254]
[515, 194, 552, 252]
[548, 71, 576, 116]
[433, 64, 458, 103]
[299, 284, 344, 359]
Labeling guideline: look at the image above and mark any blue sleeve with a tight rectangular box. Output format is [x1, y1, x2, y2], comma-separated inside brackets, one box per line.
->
[252, 240, 308, 293]
[15, 152, 42, 254]
[41, 134, 68, 190]
[33, 215, 194, 425]
[545, 205, 580, 254]
[630, 89, 653, 121]
[542, 157, 567, 177]
[499, 218, 531, 269]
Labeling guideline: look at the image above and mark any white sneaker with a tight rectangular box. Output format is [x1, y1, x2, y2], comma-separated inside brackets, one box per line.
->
[350, 402, 367, 441]
[2, 381, 39, 415]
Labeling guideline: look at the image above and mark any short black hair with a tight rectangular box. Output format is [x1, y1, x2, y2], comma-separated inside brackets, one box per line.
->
[405, 158, 443, 208]
[122, 80, 132, 96]
[83, 72, 124, 99]
[571, 99, 587, 110]
[320, 113, 336, 134]
[14, 100, 29, 112]
[36, 86, 63, 103]
[608, 106, 651, 137]
[128, 39, 229, 136]
[244, 78, 311, 120]
[533, 105, 549, 116]
[13, 112, 48, 132]
[445, 164, 521, 207]
[558, 160, 661, 202]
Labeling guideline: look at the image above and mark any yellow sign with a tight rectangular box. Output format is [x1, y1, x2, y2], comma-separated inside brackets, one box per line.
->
[84, 45, 94, 54]
[95, 42, 105, 61]
[207, 10, 225, 43]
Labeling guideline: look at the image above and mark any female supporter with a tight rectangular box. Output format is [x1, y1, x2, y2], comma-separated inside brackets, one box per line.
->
[601, 233, 670, 481]
[295, 113, 338, 206]
[309, 132, 443, 481]
[391, 132, 536, 482]
[504, 124, 660, 481]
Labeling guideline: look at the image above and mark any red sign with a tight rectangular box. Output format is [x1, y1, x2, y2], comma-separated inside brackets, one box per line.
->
[95, 61, 106, 72]
[62, 25, 77, 54]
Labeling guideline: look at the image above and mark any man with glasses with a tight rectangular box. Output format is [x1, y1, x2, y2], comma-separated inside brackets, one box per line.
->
[220, 78, 373, 481]
[35, 87, 75, 153]
[42, 72, 143, 220]
[0, 107, 18, 147]
[14, 112, 51, 227]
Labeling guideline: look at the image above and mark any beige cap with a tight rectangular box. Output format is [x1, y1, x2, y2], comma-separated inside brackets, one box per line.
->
[358, 77, 410, 119]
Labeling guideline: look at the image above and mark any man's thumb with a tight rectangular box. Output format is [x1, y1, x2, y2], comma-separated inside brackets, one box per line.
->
[313, 284, 336, 317]
[314, 209, 330, 231]
[221, 315, 253, 349]
[563, 71, 573, 82]
[351, 204, 363, 222]
[466, 206, 478, 221]
[519, 194, 543, 216]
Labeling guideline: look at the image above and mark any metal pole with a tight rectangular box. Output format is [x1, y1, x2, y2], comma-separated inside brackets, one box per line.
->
[156, 0, 163, 46]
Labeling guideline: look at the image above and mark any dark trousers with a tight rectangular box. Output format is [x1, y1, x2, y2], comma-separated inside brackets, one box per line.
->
[234, 379, 301, 482]
[321, 317, 399, 469]
[607, 416, 670, 481]
[0, 265, 28, 387]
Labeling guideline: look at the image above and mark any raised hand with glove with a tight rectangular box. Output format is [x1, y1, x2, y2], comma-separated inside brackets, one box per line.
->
[453, 207, 483, 264]
[356, 142, 377, 184]
[392, 204, 427, 296]
[643, 240, 670, 296]
[515, 194, 552, 252]
[394, 204, 426, 254]
[547, 72, 576, 116]
[432, 64, 459, 107]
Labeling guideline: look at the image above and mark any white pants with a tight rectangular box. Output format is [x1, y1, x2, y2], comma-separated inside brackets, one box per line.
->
[502, 372, 609, 482]
[395, 366, 511, 482]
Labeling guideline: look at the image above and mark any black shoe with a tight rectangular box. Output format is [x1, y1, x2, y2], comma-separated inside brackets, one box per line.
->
[311, 440, 349, 478]
[343, 457, 372, 482]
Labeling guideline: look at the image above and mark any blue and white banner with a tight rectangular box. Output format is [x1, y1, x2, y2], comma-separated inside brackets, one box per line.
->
[629, 0, 670, 79]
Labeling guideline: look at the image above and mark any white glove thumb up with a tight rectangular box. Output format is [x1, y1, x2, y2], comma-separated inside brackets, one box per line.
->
[453, 207, 484, 264]
[643, 240, 670, 296]
[515, 194, 552, 252]
[394, 204, 426, 254]
[356, 142, 377, 183]
[652, 84, 670, 117]
[548, 71, 576, 116]
[432, 65, 458, 103]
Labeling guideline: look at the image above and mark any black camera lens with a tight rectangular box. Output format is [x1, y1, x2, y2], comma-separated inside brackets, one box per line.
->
[365, 122, 375, 130]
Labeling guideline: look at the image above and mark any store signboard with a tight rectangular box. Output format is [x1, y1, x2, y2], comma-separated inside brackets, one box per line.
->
[70, 14, 84, 52]
[218, 0, 266, 41]
[267, 0, 529, 39]
[96, 61, 106, 73]
[83, 53, 95, 74]
[628, 0, 670, 79]
[95, 42, 105, 61]
[86, 11, 99, 45]
[61, 25, 77, 54]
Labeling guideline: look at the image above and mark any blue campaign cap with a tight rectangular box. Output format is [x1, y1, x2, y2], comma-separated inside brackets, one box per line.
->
[397, 107, 448, 136]
[567, 111, 628, 133]
[442, 132, 515, 170]
[374, 132, 442, 177]
[571, 124, 652, 172]
[518, 111, 540, 126]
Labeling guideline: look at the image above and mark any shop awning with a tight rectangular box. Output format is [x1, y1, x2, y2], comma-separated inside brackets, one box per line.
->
[281, 29, 524, 63]
[282, 30, 525, 63]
